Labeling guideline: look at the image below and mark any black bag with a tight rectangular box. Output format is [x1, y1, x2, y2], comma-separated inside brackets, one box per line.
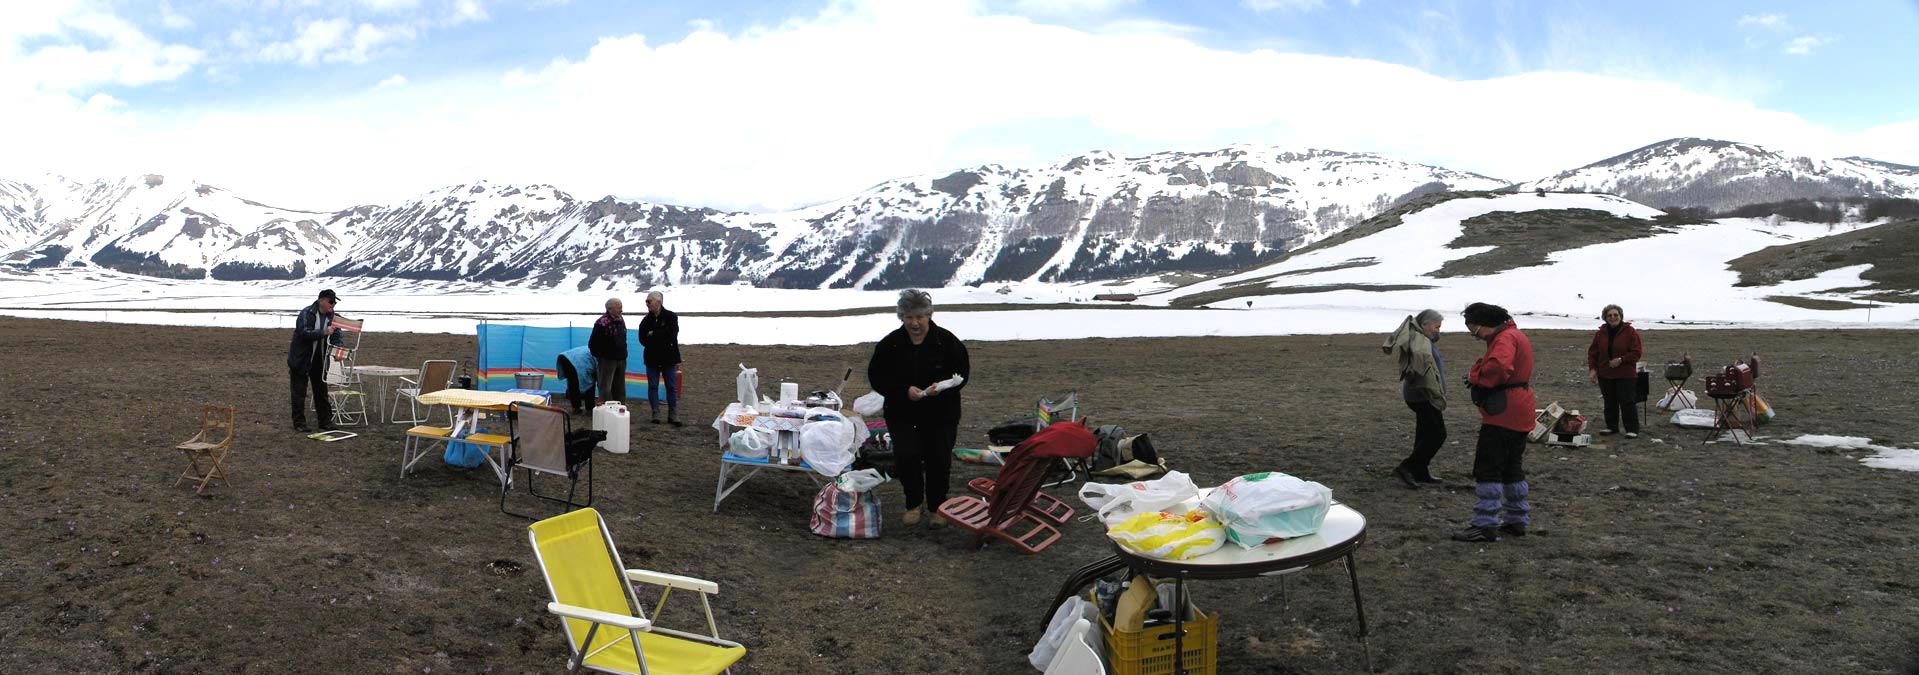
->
[1119, 433, 1157, 464]
[564, 429, 606, 467]
[1091, 424, 1128, 471]
[989, 416, 1041, 446]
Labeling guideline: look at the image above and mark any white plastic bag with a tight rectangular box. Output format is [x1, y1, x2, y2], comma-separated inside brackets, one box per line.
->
[1671, 407, 1717, 428]
[736, 364, 760, 407]
[1198, 472, 1333, 548]
[1657, 388, 1696, 411]
[836, 468, 887, 493]
[1028, 596, 1088, 671]
[800, 417, 857, 476]
[853, 391, 884, 417]
[1078, 471, 1201, 525]
[928, 373, 965, 394]
[727, 427, 773, 459]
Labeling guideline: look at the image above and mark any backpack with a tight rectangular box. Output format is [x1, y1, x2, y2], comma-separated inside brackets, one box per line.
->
[1091, 424, 1128, 471]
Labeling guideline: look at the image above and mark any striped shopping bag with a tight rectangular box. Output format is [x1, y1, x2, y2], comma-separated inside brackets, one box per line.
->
[810, 482, 881, 539]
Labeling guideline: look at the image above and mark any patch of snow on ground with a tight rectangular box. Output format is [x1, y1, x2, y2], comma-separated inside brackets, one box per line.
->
[1777, 434, 1919, 473]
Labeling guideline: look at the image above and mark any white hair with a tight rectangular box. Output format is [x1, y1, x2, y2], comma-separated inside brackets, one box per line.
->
[647, 291, 663, 302]
[896, 289, 934, 317]
[605, 297, 622, 310]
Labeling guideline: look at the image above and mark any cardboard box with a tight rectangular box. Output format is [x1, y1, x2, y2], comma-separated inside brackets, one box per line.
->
[1529, 402, 1565, 443]
[1545, 433, 1592, 447]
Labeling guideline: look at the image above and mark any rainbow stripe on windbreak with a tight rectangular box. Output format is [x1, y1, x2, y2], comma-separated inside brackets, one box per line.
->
[475, 323, 674, 394]
[476, 367, 676, 392]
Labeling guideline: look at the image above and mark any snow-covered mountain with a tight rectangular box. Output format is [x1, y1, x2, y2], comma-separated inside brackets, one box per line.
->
[0, 174, 336, 279]
[1514, 138, 1919, 212]
[4, 138, 1914, 289]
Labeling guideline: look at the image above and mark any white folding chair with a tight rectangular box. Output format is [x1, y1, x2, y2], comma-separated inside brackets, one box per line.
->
[392, 359, 457, 425]
[325, 362, 369, 427]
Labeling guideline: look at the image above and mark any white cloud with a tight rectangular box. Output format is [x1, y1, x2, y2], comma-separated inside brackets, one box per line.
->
[0, 5, 202, 91]
[1783, 35, 1832, 55]
[374, 74, 408, 89]
[159, 1, 192, 29]
[1013, 0, 1137, 13]
[1737, 14, 1788, 30]
[355, 0, 423, 10]
[449, 0, 488, 24]
[257, 18, 416, 65]
[1, 0, 1912, 213]
[1243, 0, 1324, 12]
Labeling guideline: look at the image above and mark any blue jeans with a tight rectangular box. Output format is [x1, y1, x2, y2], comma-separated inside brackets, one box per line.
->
[646, 364, 679, 419]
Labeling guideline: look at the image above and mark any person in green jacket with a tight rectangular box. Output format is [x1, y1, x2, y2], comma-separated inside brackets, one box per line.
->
[1382, 309, 1447, 489]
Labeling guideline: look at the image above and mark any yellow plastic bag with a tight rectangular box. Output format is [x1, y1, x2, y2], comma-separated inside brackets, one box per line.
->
[1106, 511, 1227, 560]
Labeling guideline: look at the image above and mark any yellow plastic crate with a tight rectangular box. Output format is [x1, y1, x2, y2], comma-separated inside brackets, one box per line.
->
[1092, 590, 1219, 675]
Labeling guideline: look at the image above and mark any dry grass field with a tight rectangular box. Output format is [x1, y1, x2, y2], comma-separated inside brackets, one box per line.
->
[1, 316, 1916, 674]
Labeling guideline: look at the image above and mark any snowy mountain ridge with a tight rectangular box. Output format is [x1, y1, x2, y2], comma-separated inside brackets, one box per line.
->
[3, 138, 1914, 289]
[1515, 138, 1919, 212]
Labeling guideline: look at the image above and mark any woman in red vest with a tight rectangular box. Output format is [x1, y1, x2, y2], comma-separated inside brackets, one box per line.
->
[1586, 304, 1644, 438]
[1454, 302, 1535, 543]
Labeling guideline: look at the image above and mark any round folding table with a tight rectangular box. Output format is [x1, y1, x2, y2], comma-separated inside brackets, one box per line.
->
[1053, 500, 1370, 673]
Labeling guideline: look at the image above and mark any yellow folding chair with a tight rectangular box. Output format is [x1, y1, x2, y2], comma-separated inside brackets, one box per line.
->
[528, 509, 746, 675]
[173, 405, 235, 494]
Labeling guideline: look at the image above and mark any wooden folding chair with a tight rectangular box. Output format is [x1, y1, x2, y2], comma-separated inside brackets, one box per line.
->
[173, 405, 235, 494]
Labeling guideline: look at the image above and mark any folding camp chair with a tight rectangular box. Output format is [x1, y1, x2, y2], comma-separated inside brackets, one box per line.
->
[392, 359, 457, 425]
[1042, 618, 1106, 675]
[173, 405, 235, 494]
[527, 508, 747, 675]
[311, 315, 368, 427]
[938, 421, 1096, 554]
[502, 402, 595, 519]
[1036, 392, 1086, 488]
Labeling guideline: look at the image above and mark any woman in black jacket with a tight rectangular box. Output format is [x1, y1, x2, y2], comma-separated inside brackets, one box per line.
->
[866, 289, 970, 528]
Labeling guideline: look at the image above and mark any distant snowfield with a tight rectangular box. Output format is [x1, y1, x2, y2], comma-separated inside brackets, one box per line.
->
[2, 193, 1914, 344]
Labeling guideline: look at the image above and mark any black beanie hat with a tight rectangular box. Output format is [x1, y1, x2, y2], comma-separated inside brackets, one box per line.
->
[1462, 302, 1510, 327]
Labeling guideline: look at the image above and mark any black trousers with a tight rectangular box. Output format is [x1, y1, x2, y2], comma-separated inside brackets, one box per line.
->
[1400, 399, 1447, 478]
[1598, 377, 1640, 433]
[595, 357, 626, 402]
[885, 414, 957, 510]
[1471, 424, 1529, 483]
[289, 356, 332, 426]
[556, 357, 594, 412]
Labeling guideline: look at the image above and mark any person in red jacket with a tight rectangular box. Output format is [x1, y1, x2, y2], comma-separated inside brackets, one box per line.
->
[1586, 304, 1643, 438]
[1454, 302, 1536, 543]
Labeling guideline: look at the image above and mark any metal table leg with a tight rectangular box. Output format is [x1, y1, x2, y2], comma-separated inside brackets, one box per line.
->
[1345, 552, 1372, 672]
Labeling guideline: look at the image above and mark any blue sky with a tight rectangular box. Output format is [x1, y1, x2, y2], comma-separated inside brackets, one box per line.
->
[4, 0, 1916, 211]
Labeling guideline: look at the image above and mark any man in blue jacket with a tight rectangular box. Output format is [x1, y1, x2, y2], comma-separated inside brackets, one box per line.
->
[287, 289, 347, 432]
[556, 345, 598, 414]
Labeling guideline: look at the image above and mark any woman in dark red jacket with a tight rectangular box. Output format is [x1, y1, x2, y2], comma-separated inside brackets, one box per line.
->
[1454, 302, 1535, 543]
[1586, 304, 1643, 438]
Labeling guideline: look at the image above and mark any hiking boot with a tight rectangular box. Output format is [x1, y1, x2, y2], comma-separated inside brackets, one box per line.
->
[1416, 473, 1444, 484]
[1499, 522, 1528, 537]
[294, 422, 312, 433]
[320, 423, 339, 432]
[903, 507, 923, 526]
[1451, 526, 1500, 543]
[1392, 466, 1419, 489]
[650, 415, 661, 425]
[669, 418, 685, 427]
[928, 514, 949, 529]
